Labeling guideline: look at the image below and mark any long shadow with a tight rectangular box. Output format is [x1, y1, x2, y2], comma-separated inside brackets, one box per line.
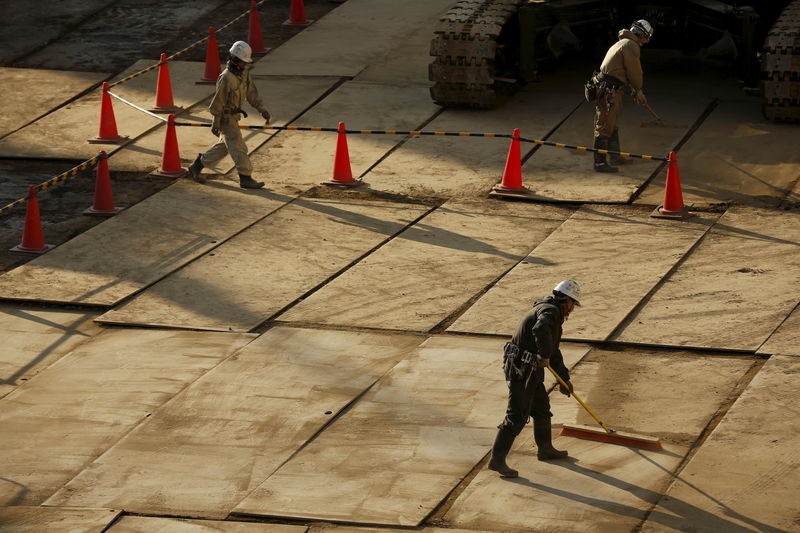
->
[0, 477, 29, 506]
[505, 455, 784, 533]
[0, 307, 96, 393]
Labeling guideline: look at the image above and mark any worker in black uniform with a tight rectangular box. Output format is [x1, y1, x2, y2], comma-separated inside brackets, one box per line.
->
[488, 280, 581, 478]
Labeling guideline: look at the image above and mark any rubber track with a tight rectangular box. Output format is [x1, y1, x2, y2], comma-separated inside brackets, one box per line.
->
[428, 0, 525, 108]
[761, 0, 800, 121]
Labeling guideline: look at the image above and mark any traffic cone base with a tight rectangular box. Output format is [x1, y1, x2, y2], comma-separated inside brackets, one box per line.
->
[149, 105, 184, 114]
[10, 186, 53, 254]
[489, 186, 538, 201]
[88, 135, 129, 145]
[322, 179, 365, 188]
[651, 151, 693, 220]
[283, 18, 313, 27]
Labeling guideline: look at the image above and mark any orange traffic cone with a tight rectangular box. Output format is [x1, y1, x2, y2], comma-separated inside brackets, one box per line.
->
[284, 0, 313, 26]
[247, 1, 269, 56]
[10, 186, 53, 254]
[84, 152, 123, 216]
[322, 122, 363, 187]
[490, 128, 535, 200]
[651, 151, 692, 219]
[150, 53, 182, 114]
[197, 27, 222, 84]
[151, 115, 187, 178]
[89, 82, 128, 144]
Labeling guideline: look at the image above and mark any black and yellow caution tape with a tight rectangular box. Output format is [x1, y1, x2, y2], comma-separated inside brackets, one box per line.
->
[107, 0, 267, 88]
[0, 154, 103, 216]
[173, 120, 669, 162]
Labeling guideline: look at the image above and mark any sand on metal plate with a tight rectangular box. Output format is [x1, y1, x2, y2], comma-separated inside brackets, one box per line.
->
[0, 328, 253, 506]
[0, 60, 213, 161]
[635, 95, 800, 209]
[0, 507, 120, 533]
[109, 76, 341, 176]
[758, 306, 800, 356]
[233, 336, 590, 526]
[448, 205, 715, 340]
[0, 303, 102, 398]
[640, 355, 800, 533]
[0, 180, 287, 306]
[443, 347, 755, 533]
[0, 67, 107, 138]
[247, 81, 439, 196]
[46, 327, 422, 518]
[614, 206, 800, 351]
[97, 198, 430, 332]
[281, 200, 573, 331]
[250, 0, 455, 78]
[363, 74, 585, 199]
[108, 516, 307, 533]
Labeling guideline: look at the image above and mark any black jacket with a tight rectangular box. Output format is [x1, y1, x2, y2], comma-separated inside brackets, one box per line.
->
[510, 296, 571, 384]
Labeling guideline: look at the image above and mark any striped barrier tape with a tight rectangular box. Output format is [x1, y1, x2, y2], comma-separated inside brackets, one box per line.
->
[173, 120, 669, 162]
[0, 154, 103, 216]
[108, 0, 266, 88]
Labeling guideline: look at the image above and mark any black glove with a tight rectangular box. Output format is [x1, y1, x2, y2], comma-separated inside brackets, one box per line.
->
[261, 110, 271, 124]
[559, 380, 574, 397]
[211, 126, 220, 137]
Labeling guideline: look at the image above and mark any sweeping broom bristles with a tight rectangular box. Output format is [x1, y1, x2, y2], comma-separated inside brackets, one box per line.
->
[560, 424, 663, 451]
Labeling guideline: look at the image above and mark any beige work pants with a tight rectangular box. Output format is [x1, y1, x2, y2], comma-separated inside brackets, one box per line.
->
[593, 88, 623, 138]
[200, 116, 252, 175]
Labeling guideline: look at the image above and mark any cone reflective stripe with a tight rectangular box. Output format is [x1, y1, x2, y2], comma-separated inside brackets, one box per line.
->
[247, 1, 269, 55]
[89, 82, 128, 144]
[651, 151, 692, 219]
[197, 27, 222, 84]
[284, 0, 312, 26]
[151, 115, 187, 178]
[84, 152, 123, 216]
[151, 53, 181, 113]
[489, 128, 536, 200]
[10, 186, 53, 254]
[322, 122, 363, 187]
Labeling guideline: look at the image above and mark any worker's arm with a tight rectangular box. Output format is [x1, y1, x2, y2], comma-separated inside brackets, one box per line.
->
[622, 41, 644, 94]
[551, 348, 572, 395]
[532, 309, 559, 368]
[245, 73, 269, 121]
[208, 75, 230, 135]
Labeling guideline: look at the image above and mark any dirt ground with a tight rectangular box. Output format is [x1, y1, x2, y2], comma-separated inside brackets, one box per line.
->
[0, 0, 342, 275]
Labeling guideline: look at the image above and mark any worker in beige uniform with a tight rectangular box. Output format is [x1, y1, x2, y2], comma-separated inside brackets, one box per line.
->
[189, 41, 270, 189]
[592, 19, 653, 173]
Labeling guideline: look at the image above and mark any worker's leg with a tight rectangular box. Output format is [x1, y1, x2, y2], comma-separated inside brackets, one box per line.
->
[221, 119, 264, 188]
[531, 383, 568, 460]
[593, 89, 622, 173]
[490, 379, 532, 477]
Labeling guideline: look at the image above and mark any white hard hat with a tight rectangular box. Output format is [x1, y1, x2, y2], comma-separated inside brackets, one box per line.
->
[553, 280, 581, 306]
[631, 19, 654, 40]
[229, 40, 253, 63]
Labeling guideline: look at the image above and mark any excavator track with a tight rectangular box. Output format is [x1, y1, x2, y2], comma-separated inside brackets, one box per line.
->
[761, 0, 800, 121]
[429, 0, 526, 108]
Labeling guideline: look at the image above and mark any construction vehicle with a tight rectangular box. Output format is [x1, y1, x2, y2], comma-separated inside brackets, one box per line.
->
[429, 0, 800, 121]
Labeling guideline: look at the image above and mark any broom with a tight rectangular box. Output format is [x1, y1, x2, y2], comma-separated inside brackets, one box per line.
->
[547, 365, 663, 451]
[641, 102, 687, 129]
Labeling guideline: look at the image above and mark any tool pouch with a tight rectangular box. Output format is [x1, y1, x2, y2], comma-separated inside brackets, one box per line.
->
[584, 71, 599, 102]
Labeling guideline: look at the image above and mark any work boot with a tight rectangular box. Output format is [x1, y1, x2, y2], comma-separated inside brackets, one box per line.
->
[189, 154, 206, 183]
[534, 419, 569, 461]
[488, 428, 519, 478]
[608, 130, 626, 166]
[239, 173, 264, 189]
[593, 137, 618, 173]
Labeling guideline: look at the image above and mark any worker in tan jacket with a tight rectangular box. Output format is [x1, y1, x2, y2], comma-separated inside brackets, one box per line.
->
[592, 20, 653, 173]
[189, 41, 270, 188]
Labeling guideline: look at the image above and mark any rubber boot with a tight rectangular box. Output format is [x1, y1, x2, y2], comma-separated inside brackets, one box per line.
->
[488, 428, 519, 477]
[189, 154, 206, 183]
[608, 130, 626, 166]
[239, 173, 264, 189]
[593, 137, 618, 173]
[534, 419, 569, 461]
